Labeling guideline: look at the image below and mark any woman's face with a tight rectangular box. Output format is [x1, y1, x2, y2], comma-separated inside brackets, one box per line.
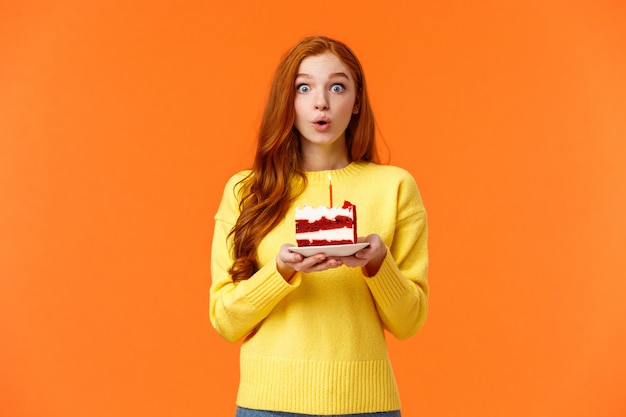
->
[293, 52, 360, 151]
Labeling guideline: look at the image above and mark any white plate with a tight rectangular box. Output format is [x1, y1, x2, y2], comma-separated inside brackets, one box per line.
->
[288, 242, 369, 257]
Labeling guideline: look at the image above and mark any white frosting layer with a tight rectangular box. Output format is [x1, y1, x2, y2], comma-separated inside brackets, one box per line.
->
[295, 205, 354, 221]
[296, 228, 354, 242]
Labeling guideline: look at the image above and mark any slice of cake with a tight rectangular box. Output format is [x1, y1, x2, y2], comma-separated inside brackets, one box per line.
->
[295, 200, 357, 247]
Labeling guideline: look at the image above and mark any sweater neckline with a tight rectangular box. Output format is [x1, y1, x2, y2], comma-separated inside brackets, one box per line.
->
[303, 161, 368, 185]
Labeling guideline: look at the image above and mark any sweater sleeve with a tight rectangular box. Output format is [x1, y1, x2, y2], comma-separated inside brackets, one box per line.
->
[209, 173, 301, 343]
[363, 171, 429, 340]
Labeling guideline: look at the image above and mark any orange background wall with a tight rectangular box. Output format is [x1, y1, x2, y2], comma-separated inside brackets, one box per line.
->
[1, 1, 625, 416]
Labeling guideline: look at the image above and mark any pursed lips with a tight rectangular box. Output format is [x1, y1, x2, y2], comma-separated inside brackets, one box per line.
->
[313, 116, 331, 126]
[312, 117, 331, 131]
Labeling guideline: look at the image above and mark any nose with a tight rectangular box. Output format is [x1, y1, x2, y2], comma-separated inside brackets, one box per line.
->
[314, 90, 329, 110]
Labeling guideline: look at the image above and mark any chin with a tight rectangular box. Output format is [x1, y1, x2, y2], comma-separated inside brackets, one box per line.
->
[303, 132, 345, 144]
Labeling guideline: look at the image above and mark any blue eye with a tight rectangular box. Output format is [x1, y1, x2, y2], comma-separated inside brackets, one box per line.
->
[297, 84, 311, 93]
[330, 84, 345, 93]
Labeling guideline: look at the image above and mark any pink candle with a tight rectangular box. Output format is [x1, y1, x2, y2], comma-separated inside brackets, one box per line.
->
[328, 173, 333, 207]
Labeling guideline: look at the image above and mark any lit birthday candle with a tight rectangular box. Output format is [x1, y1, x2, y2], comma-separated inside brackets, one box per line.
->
[328, 173, 333, 207]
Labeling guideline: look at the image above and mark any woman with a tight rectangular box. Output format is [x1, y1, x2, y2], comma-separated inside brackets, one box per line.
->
[210, 35, 429, 417]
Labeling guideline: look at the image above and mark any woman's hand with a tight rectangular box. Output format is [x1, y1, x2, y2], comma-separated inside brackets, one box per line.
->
[276, 243, 343, 281]
[332, 234, 387, 277]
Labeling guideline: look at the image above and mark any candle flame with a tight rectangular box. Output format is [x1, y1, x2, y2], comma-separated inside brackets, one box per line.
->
[327, 173, 332, 184]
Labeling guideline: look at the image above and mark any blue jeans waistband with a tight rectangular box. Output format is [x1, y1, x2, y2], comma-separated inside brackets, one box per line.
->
[235, 407, 401, 417]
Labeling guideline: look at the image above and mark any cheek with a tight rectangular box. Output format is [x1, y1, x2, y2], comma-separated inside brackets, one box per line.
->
[337, 97, 357, 118]
[293, 100, 308, 133]
[293, 99, 306, 119]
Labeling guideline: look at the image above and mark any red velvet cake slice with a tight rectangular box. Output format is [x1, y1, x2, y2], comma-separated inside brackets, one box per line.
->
[295, 200, 357, 247]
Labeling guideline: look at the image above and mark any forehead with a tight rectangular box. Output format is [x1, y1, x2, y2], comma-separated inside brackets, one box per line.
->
[297, 52, 353, 80]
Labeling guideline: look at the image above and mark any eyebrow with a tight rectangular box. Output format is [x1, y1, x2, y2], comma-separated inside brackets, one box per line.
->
[295, 72, 351, 80]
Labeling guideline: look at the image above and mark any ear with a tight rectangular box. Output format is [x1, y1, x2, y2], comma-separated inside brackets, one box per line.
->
[352, 100, 360, 114]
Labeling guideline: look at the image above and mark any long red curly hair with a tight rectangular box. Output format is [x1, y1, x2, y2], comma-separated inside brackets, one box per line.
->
[228, 36, 379, 281]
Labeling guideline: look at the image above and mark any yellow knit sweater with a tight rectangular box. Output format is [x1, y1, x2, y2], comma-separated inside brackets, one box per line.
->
[210, 161, 429, 415]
